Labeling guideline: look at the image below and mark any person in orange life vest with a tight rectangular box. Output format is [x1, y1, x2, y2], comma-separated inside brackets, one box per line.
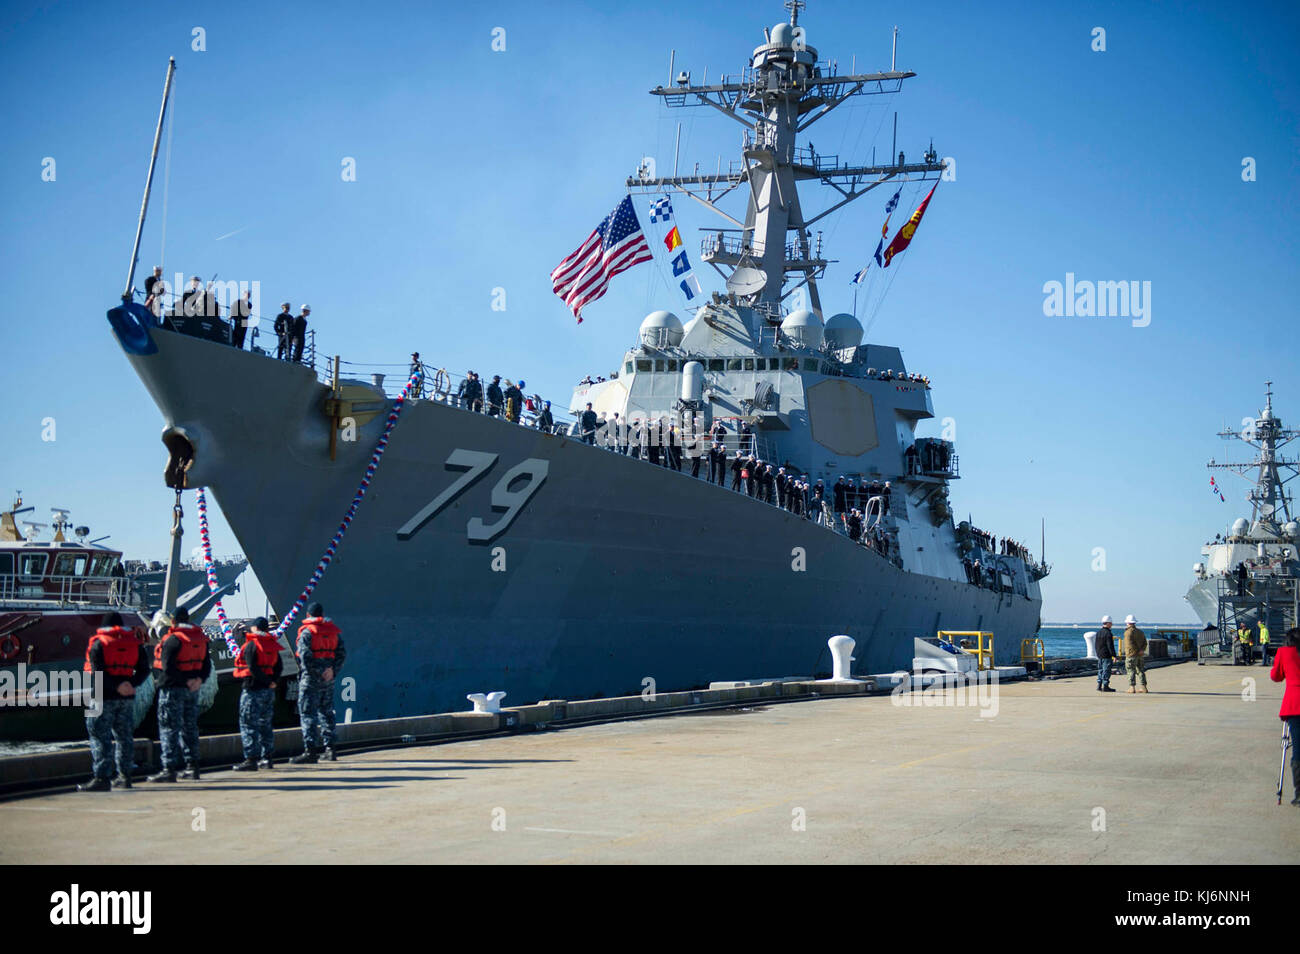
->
[146, 606, 212, 783]
[232, 617, 283, 771]
[78, 612, 150, 792]
[290, 602, 346, 764]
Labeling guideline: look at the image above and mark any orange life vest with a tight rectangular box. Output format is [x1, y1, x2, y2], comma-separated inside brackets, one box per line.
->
[154, 624, 209, 673]
[234, 632, 281, 678]
[84, 626, 141, 677]
[297, 617, 339, 660]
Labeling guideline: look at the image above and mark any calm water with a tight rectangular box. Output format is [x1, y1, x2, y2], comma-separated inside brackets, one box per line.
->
[1038, 624, 1201, 659]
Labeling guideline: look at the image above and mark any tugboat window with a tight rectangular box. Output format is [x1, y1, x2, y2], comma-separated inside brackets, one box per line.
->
[18, 553, 47, 579]
[54, 553, 88, 576]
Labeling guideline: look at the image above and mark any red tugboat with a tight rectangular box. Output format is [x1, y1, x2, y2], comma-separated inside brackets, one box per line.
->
[0, 496, 152, 741]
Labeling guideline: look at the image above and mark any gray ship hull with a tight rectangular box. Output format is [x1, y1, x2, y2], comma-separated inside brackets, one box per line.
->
[121, 327, 1042, 721]
[1184, 578, 1220, 630]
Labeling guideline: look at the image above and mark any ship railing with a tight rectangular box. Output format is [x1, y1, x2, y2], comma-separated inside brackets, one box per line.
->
[0, 573, 132, 608]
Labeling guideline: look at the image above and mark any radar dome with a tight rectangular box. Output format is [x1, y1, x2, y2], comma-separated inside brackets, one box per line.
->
[1284, 520, 1299, 540]
[639, 310, 683, 348]
[824, 313, 863, 350]
[1230, 517, 1250, 538]
[780, 309, 824, 350]
[770, 22, 793, 46]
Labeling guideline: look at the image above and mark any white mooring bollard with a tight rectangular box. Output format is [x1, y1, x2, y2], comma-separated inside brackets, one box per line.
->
[467, 691, 507, 713]
[828, 634, 856, 682]
[1082, 631, 1098, 660]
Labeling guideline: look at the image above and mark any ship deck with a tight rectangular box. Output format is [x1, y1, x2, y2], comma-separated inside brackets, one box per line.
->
[1, 661, 1294, 864]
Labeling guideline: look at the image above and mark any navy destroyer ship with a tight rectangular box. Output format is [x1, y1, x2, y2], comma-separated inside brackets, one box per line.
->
[105, 5, 1047, 722]
[1186, 384, 1298, 638]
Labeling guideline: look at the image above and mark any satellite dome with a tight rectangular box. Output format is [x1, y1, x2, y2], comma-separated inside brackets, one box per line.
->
[780, 309, 824, 350]
[1230, 517, 1250, 538]
[639, 310, 683, 348]
[824, 312, 863, 350]
[770, 22, 793, 46]
[1284, 520, 1299, 539]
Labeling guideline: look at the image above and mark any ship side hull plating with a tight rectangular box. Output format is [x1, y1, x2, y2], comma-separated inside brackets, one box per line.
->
[122, 329, 1041, 721]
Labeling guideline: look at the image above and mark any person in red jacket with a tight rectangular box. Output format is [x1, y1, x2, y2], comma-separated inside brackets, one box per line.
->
[78, 612, 150, 792]
[1270, 627, 1300, 806]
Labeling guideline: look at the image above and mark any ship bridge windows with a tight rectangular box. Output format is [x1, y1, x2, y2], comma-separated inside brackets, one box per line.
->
[804, 359, 819, 372]
[0, 553, 12, 576]
[636, 359, 652, 372]
[783, 357, 799, 371]
[743, 358, 755, 370]
[53, 553, 88, 577]
[625, 361, 633, 375]
[708, 359, 724, 372]
[727, 358, 743, 371]
[90, 554, 115, 577]
[17, 553, 47, 580]
[666, 359, 678, 372]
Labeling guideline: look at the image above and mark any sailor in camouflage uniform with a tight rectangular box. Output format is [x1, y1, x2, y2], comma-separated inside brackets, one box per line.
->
[291, 602, 346, 764]
[78, 612, 151, 792]
[147, 607, 212, 782]
[232, 617, 284, 770]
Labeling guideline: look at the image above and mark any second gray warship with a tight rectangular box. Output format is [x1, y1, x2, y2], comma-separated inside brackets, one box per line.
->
[1186, 384, 1298, 639]
[106, 5, 1048, 722]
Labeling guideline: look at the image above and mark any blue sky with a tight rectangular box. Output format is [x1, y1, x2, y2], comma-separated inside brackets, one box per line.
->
[1, 0, 1297, 623]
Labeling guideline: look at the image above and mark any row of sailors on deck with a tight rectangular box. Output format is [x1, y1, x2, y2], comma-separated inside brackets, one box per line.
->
[968, 526, 1030, 562]
[141, 268, 312, 362]
[866, 369, 930, 387]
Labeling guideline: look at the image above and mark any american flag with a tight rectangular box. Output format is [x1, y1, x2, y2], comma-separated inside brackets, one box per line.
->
[551, 196, 653, 322]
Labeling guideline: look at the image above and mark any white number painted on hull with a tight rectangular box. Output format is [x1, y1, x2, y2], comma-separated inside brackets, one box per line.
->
[396, 449, 548, 543]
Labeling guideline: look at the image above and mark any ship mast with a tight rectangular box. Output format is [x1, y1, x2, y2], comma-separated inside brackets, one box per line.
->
[1208, 382, 1298, 536]
[627, 1, 945, 321]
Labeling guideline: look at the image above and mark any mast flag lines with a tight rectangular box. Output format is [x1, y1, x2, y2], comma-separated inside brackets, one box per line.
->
[855, 187, 902, 283]
[650, 194, 705, 303]
[551, 196, 654, 323]
[1210, 476, 1225, 502]
[882, 182, 938, 267]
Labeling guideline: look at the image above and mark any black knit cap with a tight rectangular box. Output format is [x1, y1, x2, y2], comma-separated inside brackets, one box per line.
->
[308, 602, 324, 617]
[102, 611, 123, 627]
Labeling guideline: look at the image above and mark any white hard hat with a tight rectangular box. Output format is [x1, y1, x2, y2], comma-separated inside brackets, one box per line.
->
[301, 304, 311, 311]
[1101, 614, 1112, 624]
[1124, 614, 1136, 625]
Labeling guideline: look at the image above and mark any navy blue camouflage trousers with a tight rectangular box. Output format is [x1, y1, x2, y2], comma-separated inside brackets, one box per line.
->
[297, 680, 336, 751]
[86, 696, 136, 780]
[239, 687, 276, 761]
[157, 686, 201, 770]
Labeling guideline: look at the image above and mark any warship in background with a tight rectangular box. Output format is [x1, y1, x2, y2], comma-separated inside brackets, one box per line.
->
[1186, 384, 1299, 640]
[106, 4, 1049, 723]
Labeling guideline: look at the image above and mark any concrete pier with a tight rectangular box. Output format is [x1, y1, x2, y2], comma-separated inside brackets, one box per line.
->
[1, 661, 1294, 864]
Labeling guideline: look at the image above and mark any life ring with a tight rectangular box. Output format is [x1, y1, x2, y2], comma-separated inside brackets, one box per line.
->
[431, 368, 451, 400]
[0, 633, 20, 662]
